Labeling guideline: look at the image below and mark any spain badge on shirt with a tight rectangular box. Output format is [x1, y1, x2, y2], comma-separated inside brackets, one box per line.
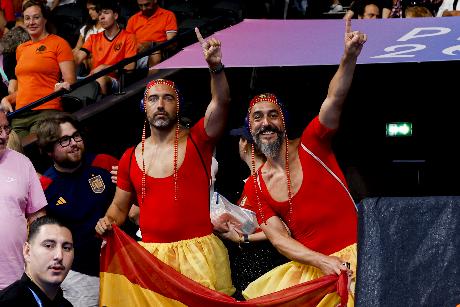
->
[89, 175, 105, 194]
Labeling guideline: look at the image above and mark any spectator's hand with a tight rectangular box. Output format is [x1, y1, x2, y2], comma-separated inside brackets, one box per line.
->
[316, 254, 353, 276]
[111, 165, 118, 184]
[195, 27, 222, 70]
[344, 18, 367, 58]
[218, 222, 242, 243]
[138, 41, 153, 53]
[0, 97, 13, 112]
[95, 216, 114, 236]
[54, 82, 71, 92]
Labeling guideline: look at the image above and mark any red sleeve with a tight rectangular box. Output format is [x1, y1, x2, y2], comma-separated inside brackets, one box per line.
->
[40, 175, 53, 191]
[243, 174, 277, 225]
[92, 154, 119, 173]
[117, 147, 135, 192]
[2, 0, 15, 22]
[190, 117, 215, 144]
[300, 116, 336, 155]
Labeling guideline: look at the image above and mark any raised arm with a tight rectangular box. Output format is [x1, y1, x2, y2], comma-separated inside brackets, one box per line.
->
[195, 28, 230, 139]
[261, 216, 350, 276]
[319, 18, 367, 130]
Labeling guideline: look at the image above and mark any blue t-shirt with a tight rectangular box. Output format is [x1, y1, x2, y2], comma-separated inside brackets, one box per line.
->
[41, 153, 118, 276]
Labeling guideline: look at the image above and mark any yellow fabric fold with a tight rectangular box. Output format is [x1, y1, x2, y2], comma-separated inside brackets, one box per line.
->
[243, 243, 357, 307]
[139, 233, 235, 296]
[100, 272, 186, 307]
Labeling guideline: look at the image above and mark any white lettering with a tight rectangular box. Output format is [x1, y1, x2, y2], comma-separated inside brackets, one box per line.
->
[398, 27, 451, 42]
[442, 45, 460, 56]
[371, 44, 426, 58]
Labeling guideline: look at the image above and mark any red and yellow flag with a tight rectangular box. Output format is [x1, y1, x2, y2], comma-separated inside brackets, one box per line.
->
[100, 225, 348, 307]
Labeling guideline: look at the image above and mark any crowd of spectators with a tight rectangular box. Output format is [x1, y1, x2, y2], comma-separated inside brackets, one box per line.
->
[0, 0, 457, 305]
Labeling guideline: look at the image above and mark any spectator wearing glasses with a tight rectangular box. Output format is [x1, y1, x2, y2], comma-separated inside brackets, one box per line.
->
[36, 113, 119, 307]
[126, 0, 177, 72]
[0, 106, 47, 290]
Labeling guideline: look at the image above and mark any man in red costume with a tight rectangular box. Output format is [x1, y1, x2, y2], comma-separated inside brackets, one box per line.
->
[242, 19, 367, 306]
[95, 27, 235, 301]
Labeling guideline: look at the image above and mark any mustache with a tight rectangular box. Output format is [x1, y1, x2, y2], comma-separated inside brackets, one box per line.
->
[153, 111, 169, 117]
[255, 124, 282, 136]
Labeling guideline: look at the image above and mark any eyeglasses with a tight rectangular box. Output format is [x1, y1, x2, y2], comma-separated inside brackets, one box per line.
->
[0, 125, 12, 135]
[57, 132, 83, 147]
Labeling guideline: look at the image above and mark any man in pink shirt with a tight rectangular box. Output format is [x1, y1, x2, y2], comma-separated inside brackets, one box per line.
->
[0, 107, 46, 289]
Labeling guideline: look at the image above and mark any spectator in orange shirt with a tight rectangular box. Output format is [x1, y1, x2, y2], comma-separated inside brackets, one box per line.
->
[74, 0, 136, 95]
[72, 0, 103, 76]
[0, 0, 75, 139]
[126, 0, 177, 71]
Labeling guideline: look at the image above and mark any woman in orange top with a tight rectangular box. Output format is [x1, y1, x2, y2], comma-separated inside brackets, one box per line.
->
[0, 0, 75, 138]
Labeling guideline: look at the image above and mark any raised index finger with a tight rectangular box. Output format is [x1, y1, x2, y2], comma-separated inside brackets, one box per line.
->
[195, 27, 205, 45]
[345, 17, 351, 34]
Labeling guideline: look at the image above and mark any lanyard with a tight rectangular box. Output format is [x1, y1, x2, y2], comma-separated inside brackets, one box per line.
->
[28, 287, 43, 307]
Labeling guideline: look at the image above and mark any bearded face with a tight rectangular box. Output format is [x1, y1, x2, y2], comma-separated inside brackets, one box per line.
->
[252, 123, 284, 159]
[145, 83, 179, 131]
[148, 109, 177, 130]
[249, 101, 285, 159]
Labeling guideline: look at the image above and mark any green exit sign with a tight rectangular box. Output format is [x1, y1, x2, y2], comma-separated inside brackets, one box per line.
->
[386, 122, 413, 137]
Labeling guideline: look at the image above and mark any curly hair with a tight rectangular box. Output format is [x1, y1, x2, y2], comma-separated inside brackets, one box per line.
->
[0, 26, 30, 53]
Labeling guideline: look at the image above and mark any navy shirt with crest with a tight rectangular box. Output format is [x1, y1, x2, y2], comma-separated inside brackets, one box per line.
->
[40, 153, 118, 277]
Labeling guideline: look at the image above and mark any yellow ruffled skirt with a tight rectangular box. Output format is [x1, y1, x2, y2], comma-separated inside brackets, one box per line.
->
[243, 243, 357, 306]
[139, 233, 235, 296]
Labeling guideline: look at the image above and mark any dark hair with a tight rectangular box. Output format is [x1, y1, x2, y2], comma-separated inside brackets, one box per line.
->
[36, 113, 82, 154]
[355, 0, 380, 17]
[27, 216, 71, 243]
[99, 0, 120, 14]
[83, 0, 100, 39]
[22, 0, 50, 20]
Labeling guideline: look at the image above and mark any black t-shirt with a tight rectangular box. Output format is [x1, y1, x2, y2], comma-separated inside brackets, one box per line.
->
[0, 273, 72, 307]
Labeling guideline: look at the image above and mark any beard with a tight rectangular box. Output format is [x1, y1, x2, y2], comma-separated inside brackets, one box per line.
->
[253, 124, 284, 159]
[54, 146, 84, 170]
[148, 111, 177, 130]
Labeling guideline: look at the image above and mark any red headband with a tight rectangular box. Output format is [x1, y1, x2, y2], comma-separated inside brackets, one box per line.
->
[144, 79, 180, 104]
[249, 93, 279, 109]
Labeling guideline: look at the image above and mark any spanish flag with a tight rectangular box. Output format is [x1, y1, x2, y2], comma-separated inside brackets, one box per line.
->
[100, 225, 349, 307]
